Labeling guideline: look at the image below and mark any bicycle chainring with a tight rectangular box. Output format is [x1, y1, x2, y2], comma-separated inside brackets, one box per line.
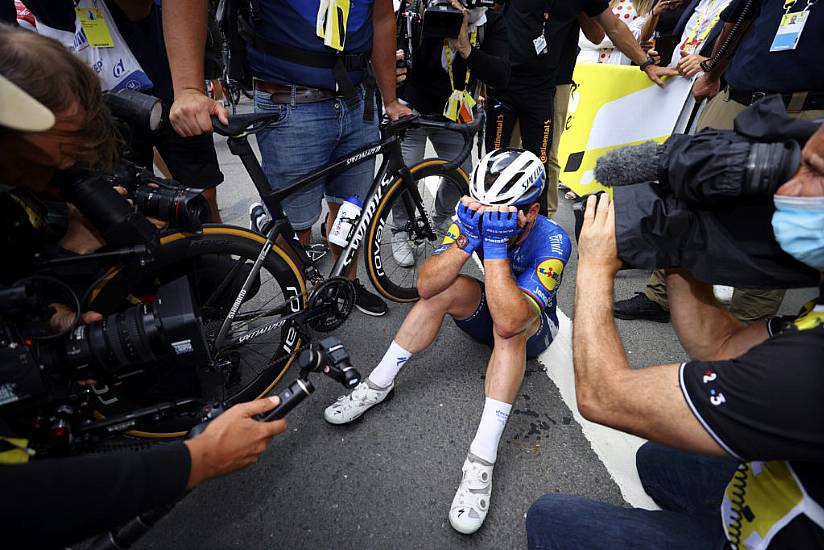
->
[306, 277, 356, 332]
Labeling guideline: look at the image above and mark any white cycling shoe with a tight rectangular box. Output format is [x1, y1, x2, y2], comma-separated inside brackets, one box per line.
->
[449, 452, 494, 535]
[323, 379, 393, 425]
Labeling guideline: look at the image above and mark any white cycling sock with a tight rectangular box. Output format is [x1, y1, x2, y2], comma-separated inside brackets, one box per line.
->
[469, 397, 512, 464]
[367, 340, 412, 388]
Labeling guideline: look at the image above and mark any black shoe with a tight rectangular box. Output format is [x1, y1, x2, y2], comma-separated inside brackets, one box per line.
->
[353, 278, 387, 317]
[614, 292, 670, 323]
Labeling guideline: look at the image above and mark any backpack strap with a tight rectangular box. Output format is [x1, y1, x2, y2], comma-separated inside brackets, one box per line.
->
[238, 12, 375, 120]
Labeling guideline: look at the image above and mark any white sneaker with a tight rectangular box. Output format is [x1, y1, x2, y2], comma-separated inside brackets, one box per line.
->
[323, 380, 393, 425]
[391, 233, 415, 268]
[449, 453, 494, 535]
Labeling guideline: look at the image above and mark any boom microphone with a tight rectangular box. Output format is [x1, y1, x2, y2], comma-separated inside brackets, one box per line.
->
[593, 141, 661, 187]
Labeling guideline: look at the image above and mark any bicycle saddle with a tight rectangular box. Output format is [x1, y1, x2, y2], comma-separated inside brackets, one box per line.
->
[211, 112, 281, 137]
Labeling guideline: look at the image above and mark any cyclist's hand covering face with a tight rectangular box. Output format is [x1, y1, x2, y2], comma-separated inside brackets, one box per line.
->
[482, 206, 521, 260]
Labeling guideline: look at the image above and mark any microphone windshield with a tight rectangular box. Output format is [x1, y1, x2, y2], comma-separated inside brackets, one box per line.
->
[594, 141, 661, 187]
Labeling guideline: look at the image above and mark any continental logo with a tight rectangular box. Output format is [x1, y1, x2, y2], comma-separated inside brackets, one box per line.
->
[442, 223, 460, 246]
[539, 119, 551, 163]
[536, 258, 564, 292]
[494, 114, 505, 149]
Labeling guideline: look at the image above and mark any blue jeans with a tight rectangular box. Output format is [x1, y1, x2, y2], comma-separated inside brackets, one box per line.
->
[525, 442, 738, 550]
[254, 87, 378, 231]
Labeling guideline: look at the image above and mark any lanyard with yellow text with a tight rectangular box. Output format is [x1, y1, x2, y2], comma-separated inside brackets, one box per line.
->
[443, 30, 478, 123]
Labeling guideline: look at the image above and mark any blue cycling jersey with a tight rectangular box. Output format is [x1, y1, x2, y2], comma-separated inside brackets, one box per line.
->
[434, 215, 572, 312]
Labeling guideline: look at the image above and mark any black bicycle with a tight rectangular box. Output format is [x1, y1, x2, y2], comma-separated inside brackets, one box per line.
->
[84, 110, 483, 437]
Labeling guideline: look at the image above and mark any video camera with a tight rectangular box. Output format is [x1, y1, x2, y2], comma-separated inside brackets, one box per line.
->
[573, 97, 822, 288]
[397, 0, 496, 59]
[0, 276, 210, 446]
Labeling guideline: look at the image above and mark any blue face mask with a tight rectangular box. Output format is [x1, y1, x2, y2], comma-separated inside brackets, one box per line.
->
[772, 195, 824, 271]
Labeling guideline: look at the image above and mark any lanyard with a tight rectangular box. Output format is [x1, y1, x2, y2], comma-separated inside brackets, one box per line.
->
[444, 30, 478, 93]
[683, 0, 727, 50]
[782, 0, 818, 14]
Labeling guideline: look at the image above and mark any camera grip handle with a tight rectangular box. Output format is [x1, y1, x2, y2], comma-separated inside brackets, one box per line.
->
[257, 378, 315, 422]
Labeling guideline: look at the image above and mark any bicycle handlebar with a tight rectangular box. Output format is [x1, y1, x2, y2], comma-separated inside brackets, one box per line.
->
[382, 109, 485, 174]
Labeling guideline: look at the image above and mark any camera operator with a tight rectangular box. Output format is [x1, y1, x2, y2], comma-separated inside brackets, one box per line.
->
[525, 122, 824, 549]
[616, 0, 824, 324]
[0, 29, 288, 548]
[0, 0, 226, 222]
[389, 0, 509, 266]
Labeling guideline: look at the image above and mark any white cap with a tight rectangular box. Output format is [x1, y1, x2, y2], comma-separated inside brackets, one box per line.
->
[0, 74, 55, 132]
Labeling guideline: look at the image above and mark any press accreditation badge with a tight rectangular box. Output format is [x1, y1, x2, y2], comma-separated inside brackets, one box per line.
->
[533, 33, 548, 55]
[770, 10, 808, 51]
[75, 7, 115, 48]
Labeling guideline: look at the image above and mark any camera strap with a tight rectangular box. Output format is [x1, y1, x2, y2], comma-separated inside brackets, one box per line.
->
[442, 30, 478, 122]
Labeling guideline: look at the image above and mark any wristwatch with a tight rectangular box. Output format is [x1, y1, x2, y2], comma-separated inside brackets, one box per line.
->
[455, 234, 470, 250]
[639, 56, 656, 72]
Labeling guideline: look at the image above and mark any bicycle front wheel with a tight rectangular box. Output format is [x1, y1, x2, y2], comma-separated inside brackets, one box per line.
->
[364, 159, 469, 302]
[86, 225, 307, 437]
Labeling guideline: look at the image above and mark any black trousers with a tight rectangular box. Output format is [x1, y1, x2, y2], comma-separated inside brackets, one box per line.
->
[485, 86, 556, 215]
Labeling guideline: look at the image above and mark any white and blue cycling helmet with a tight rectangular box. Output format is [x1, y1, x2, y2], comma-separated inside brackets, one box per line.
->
[469, 148, 545, 207]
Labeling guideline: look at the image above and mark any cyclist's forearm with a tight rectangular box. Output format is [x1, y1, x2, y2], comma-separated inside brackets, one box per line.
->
[418, 247, 469, 299]
[164, 0, 208, 97]
[483, 260, 536, 337]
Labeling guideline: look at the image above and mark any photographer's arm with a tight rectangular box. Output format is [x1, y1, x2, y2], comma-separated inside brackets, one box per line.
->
[574, 194, 724, 455]
[163, 0, 228, 136]
[465, 8, 511, 90]
[665, 270, 769, 361]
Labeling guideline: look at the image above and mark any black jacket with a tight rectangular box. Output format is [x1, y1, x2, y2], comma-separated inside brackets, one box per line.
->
[0, 442, 190, 548]
[400, 11, 510, 116]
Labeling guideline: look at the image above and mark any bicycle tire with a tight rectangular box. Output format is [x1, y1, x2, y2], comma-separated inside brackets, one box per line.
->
[85, 225, 307, 438]
[364, 159, 469, 302]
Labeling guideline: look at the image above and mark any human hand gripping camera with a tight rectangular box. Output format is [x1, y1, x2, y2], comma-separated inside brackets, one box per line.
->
[323, 149, 572, 535]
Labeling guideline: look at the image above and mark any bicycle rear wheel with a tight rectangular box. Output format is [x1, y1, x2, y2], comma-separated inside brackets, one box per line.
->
[86, 226, 306, 437]
[364, 159, 469, 302]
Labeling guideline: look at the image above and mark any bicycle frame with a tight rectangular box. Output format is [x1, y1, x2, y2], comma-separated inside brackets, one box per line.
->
[215, 128, 429, 348]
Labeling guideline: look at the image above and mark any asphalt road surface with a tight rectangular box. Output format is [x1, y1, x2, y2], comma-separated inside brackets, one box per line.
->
[135, 103, 816, 550]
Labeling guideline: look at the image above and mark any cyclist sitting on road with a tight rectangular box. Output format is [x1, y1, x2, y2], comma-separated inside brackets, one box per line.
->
[323, 148, 572, 535]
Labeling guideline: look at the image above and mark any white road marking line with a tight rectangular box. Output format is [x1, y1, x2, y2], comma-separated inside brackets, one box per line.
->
[537, 310, 659, 510]
[469, 253, 657, 509]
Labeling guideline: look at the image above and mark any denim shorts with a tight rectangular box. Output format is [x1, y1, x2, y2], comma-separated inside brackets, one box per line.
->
[254, 87, 379, 230]
[454, 280, 559, 360]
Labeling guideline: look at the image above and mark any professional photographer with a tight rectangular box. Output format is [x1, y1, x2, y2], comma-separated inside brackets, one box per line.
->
[390, 0, 509, 266]
[0, 0, 226, 223]
[525, 121, 824, 548]
[0, 27, 287, 548]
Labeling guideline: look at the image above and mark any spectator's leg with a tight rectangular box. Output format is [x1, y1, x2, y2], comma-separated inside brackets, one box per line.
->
[636, 441, 738, 516]
[255, 91, 335, 244]
[428, 127, 473, 226]
[546, 84, 572, 218]
[728, 288, 785, 323]
[512, 89, 555, 216]
[643, 269, 670, 310]
[391, 126, 429, 235]
[525, 493, 727, 550]
[326, 90, 380, 279]
[154, 122, 225, 224]
[485, 98, 517, 152]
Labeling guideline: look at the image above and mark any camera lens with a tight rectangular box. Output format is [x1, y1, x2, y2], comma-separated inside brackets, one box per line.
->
[51, 277, 210, 379]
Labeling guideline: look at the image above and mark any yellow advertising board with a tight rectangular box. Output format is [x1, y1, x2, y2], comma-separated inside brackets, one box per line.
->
[557, 64, 695, 197]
